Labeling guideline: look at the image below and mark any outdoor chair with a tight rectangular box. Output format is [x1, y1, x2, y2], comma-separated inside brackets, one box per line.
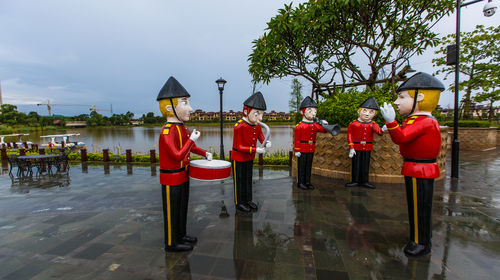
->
[52, 153, 70, 174]
[7, 155, 18, 179]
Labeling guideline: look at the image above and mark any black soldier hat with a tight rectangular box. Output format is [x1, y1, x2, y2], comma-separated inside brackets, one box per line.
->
[156, 76, 191, 101]
[243, 91, 267, 110]
[359, 97, 379, 110]
[299, 96, 317, 109]
[396, 72, 445, 92]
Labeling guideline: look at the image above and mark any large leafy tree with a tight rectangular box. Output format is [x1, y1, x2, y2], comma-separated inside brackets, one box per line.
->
[248, 0, 454, 97]
[433, 25, 499, 120]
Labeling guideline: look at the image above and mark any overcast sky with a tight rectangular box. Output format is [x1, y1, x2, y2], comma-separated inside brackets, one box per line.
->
[0, 0, 498, 117]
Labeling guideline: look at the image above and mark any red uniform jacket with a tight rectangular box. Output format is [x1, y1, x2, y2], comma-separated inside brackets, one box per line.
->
[347, 120, 383, 151]
[232, 119, 265, 162]
[294, 121, 326, 153]
[386, 115, 441, 179]
[159, 122, 207, 185]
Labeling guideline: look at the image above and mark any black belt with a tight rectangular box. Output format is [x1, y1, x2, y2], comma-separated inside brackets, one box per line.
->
[300, 141, 316, 144]
[160, 166, 188, 174]
[404, 158, 437, 163]
[353, 141, 372, 144]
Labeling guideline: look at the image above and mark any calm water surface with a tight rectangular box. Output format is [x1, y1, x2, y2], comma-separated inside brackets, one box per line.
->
[21, 124, 295, 155]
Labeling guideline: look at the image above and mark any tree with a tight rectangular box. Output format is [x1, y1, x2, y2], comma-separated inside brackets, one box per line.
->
[0, 104, 23, 125]
[433, 25, 500, 120]
[27, 111, 41, 125]
[473, 67, 499, 120]
[87, 111, 105, 126]
[288, 79, 303, 112]
[248, 0, 454, 97]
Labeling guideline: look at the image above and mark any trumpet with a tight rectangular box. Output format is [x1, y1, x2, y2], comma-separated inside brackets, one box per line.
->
[315, 117, 341, 136]
[258, 121, 271, 148]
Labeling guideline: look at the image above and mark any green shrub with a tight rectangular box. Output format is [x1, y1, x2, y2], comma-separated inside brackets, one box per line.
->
[316, 84, 401, 128]
[443, 120, 491, 127]
[263, 156, 289, 165]
[67, 152, 81, 161]
[87, 153, 104, 161]
[0, 125, 13, 134]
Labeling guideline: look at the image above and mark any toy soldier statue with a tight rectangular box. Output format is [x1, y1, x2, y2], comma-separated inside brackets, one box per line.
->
[345, 97, 383, 189]
[294, 96, 330, 190]
[232, 92, 271, 212]
[380, 72, 445, 257]
[157, 76, 212, 252]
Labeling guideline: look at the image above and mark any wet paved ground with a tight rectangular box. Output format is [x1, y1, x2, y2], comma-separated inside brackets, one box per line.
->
[0, 150, 498, 280]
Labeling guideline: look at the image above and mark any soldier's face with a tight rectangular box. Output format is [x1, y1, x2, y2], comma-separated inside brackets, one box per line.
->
[303, 107, 317, 121]
[247, 108, 264, 125]
[175, 97, 193, 122]
[358, 108, 376, 122]
[394, 90, 414, 116]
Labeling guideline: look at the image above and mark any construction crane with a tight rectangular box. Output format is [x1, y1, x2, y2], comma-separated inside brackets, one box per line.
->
[36, 100, 90, 116]
[90, 104, 113, 114]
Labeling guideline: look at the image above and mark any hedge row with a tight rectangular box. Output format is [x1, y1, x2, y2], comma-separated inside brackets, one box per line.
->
[443, 120, 492, 127]
[65, 152, 290, 165]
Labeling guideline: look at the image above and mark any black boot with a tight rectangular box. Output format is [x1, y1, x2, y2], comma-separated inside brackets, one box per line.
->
[345, 182, 358, 188]
[182, 235, 198, 244]
[403, 241, 431, 257]
[306, 183, 314, 190]
[236, 204, 251, 212]
[360, 183, 375, 189]
[247, 201, 258, 211]
[165, 243, 193, 252]
[298, 183, 308, 190]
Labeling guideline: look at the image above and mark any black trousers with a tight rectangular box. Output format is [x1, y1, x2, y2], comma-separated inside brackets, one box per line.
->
[404, 176, 434, 246]
[297, 152, 314, 185]
[351, 150, 371, 184]
[232, 160, 253, 206]
[161, 181, 189, 247]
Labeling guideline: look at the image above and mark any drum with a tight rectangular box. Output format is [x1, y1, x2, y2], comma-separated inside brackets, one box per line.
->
[189, 159, 231, 181]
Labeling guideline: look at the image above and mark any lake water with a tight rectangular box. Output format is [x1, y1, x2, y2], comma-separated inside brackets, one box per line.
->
[18, 124, 295, 156]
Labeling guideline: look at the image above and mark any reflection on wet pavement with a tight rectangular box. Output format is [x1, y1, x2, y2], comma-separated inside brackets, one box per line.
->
[0, 150, 498, 279]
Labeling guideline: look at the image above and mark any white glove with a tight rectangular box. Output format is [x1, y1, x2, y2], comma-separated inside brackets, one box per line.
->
[320, 120, 328, 125]
[349, 148, 356, 158]
[189, 129, 200, 142]
[382, 125, 388, 132]
[380, 102, 396, 123]
[265, 141, 272, 148]
[206, 152, 213, 161]
[295, 152, 301, 157]
[256, 147, 265, 154]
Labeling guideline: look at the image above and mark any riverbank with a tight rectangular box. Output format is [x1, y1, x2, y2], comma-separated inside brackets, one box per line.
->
[141, 121, 294, 127]
[0, 125, 64, 135]
[2, 122, 294, 134]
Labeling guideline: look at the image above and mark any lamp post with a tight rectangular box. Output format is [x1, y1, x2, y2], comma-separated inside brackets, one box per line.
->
[216, 78, 227, 160]
[450, 0, 497, 178]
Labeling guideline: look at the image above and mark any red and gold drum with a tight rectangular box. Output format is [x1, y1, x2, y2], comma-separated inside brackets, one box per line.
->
[189, 159, 231, 181]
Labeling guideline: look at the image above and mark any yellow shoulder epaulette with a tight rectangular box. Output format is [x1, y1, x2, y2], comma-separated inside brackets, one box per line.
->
[234, 119, 243, 127]
[163, 123, 172, 135]
[407, 116, 418, 125]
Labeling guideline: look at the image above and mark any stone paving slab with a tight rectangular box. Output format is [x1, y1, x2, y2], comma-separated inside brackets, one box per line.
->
[0, 150, 498, 279]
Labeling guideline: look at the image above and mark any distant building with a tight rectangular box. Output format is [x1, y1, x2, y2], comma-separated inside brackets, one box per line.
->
[130, 120, 144, 125]
[192, 109, 292, 122]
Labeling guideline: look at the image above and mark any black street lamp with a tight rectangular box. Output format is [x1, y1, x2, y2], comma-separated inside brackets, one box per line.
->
[449, 0, 497, 178]
[216, 77, 227, 160]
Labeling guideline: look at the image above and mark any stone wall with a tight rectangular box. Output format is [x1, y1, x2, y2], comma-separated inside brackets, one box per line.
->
[292, 127, 449, 184]
[447, 127, 497, 151]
